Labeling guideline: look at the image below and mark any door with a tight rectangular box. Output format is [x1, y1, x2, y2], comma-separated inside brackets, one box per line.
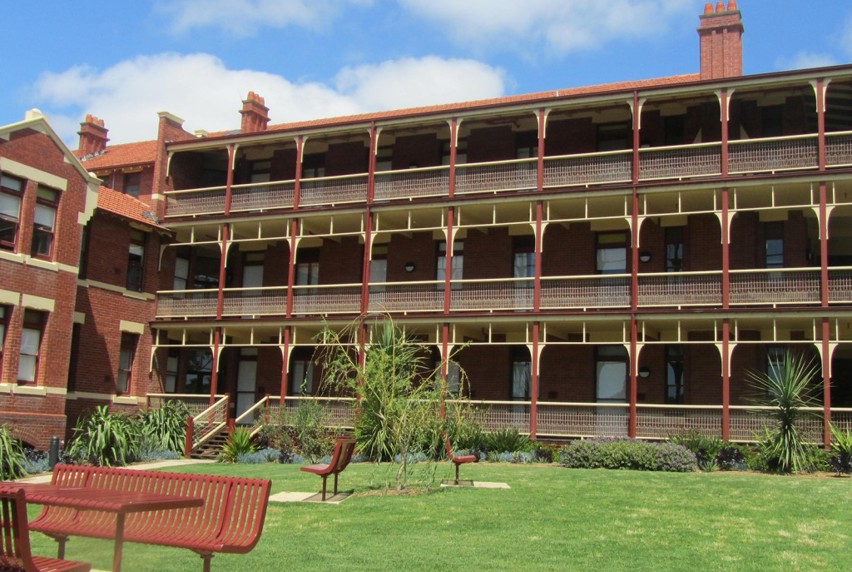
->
[596, 346, 628, 436]
[236, 349, 258, 424]
[242, 256, 264, 316]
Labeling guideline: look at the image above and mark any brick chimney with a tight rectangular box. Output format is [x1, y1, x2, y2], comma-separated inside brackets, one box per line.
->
[240, 91, 270, 133]
[698, 1, 744, 80]
[77, 114, 109, 156]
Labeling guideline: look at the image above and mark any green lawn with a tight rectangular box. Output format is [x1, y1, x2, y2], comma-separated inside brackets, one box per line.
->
[28, 462, 852, 571]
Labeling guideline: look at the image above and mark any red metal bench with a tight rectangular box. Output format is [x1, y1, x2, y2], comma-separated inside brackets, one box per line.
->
[300, 436, 356, 501]
[0, 486, 91, 572]
[446, 439, 477, 485]
[28, 465, 271, 572]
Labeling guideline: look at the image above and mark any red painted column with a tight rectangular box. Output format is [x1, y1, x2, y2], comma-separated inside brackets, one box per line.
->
[440, 323, 450, 418]
[822, 319, 832, 448]
[720, 88, 729, 178]
[209, 328, 221, 405]
[285, 219, 299, 318]
[817, 79, 826, 172]
[721, 188, 731, 440]
[367, 122, 377, 204]
[449, 119, 458, 199]
[628, 92, 641, 439]
[444, 208, 455, 314]
[280, 326, 291, 402]
[361, 210, 373, 316]
[294, 136, 304, 209]
[530, 323, 540, 439]
[820, 178, 832, 447]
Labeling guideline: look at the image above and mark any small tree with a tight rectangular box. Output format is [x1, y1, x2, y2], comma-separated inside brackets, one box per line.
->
[748, 350, 820, 473]
[319, 318, 457, 489]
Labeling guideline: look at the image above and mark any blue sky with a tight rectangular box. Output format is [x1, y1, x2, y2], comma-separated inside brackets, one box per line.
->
[3, 1, 851, 145]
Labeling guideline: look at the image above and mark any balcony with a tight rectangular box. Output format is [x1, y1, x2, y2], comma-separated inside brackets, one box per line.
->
[181, 395, 852, 442]
[154, 268, 847, 320]
[164, 132, 852, 218]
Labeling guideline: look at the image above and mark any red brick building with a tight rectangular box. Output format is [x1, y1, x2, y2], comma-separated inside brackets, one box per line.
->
[2, 2, 852, 449]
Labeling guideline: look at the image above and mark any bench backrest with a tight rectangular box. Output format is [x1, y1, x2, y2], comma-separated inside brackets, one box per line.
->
[48, 465, 271, 552]
[0, 486, 36, 572]
[330, 437, 357, 474]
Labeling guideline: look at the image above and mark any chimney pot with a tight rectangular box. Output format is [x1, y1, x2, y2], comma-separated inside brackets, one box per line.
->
[704, 3, 714, 14]
[716, 2, 725, 12]
[727, 0, 737, 10]
[78, 114, 109, 156]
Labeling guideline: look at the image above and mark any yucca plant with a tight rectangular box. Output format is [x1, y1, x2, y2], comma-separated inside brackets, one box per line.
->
[0, 425, 28, 480]
[748, 351, 820, 473]
[829, 423, 852, 475]
[68, 405, 138, 467]
[220, 427, 257, 463]
[137, 400, 190, 453]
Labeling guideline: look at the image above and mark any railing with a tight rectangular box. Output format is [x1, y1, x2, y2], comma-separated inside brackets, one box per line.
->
[637, 272, 721, 307]
[299, 173, 368, 206]
[543, 149, 632, 188]
[825, 131, 852, 167]
[222, 287, 287, 317]
[165, 185, 227, 217]
[828, 268, 852, 304]
[540, 274, 630, 310]
[190, 394, 230, 449]
[223, 396, 852, 444]
[455, 158, 537, 195]
[291, 283, 362, 315]
[265, 396, 357, 428]
[368, 281, 444, 313]
[374, 166, 449, 201]
[234, 395, 269, 435]
[451, 278, 535, 312]
[729, 134, 819, 174]
[729, 269, 821, 306]
[146, 393, 224, 417]
[639, 142, 721, 181]
[230, 180, 295, 213]
[155, 289, 219, 319]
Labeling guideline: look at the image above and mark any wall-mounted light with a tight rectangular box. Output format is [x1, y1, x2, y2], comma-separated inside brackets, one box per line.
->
[639, 251, 652, 263]
[404, 262, 416, 272]
[638, 366, 651, 379]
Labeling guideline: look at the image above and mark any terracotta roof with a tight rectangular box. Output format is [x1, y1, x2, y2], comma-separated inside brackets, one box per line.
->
[207, 73, 702, 138]
[96, 185, 167, 230]
[77, 140, 158, 170]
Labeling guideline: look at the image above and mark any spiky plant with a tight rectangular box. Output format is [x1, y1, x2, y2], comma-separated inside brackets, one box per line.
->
[748, 351, 820, 473]
[68, 405, 138, 467]
[0, 425, 28, 480]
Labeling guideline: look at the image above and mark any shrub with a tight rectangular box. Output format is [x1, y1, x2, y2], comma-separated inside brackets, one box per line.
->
[483, 428, 533, 453]
[68, 406, 138, 467]
[220, 428, 258, 463]
[534, 445, 557, 463]
[237, 447, 282, 464]
[22, 448, 50, 475]
[560, 439, 697, 472]
[0, 426, 28, 480]
[670, 430, 723, 471]
[288, 398, 338, 463]
[715, 444, 753, 471]
[829, 424, 852, 475]
[136, 400, 189, 454]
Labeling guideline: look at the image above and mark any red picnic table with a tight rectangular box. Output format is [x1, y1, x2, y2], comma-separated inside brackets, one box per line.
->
[4, 482, 203, 572]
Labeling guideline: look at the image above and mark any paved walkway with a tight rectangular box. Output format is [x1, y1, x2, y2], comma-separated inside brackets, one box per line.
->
[15, 458, 215, 483]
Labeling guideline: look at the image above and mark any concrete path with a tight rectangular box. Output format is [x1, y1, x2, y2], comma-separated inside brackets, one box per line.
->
[14, 458, 215, 483]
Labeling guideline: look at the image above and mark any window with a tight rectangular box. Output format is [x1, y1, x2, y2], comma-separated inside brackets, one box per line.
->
[0, 174, 23, 251]
[67, 323, 82, 392]
[513, 237, 535, 285]
[665, 345, 685, 404]
[664, 116, 685, 146]
[765, 223, 784, 269]
[441, 139, 467, 166]
[123, 172, 141, 198]
[248, 161, 271, 184]
[511, 347, 531, 400]
[597, 123, 631, 152]
[665, 227, 684, 273]
[78, 226, 90, 278]
[302, 153, 325, 178]
[596, 232, 628, 274]
[290, 349, 315, 395]
[127, 229, 145, 291]
[32, 186, 59, 258]
[173, 256, 190, 290]
[117, 333, 138, 394]
[164, 349, 179, 393]
[0, 306, 7, 378]
[295, 249, 320, 289]
[437, 241, 463, 288]
[767, 345, 786, 384]
[18, 310, 46, 383]
[184, 349, 212, 394]
[596, 345, 628, 403]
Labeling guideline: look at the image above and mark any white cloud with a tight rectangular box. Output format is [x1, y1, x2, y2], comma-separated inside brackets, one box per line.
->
[775, 52, 838, 72]
[155, 0, 372, 36]
[32, 53, 506, 145]
[398, 0, 694, 54]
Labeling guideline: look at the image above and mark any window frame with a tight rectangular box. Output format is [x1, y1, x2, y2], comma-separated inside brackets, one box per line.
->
[0, 305, 8, 379]
[116, 332, 138, 394]
[123, 172, 141, 198]
[31, 185, 59, 259]
[596, 231, 629, 275]
[18, 309, 46, 384]
[0, 173, 24, 252]
[126, 229, 146, 291]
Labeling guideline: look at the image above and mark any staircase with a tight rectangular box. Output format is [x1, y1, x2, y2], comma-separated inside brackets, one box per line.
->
[189, 426, 230, 459]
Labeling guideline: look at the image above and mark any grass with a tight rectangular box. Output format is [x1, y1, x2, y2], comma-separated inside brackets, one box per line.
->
[28, 462, 852, 571]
